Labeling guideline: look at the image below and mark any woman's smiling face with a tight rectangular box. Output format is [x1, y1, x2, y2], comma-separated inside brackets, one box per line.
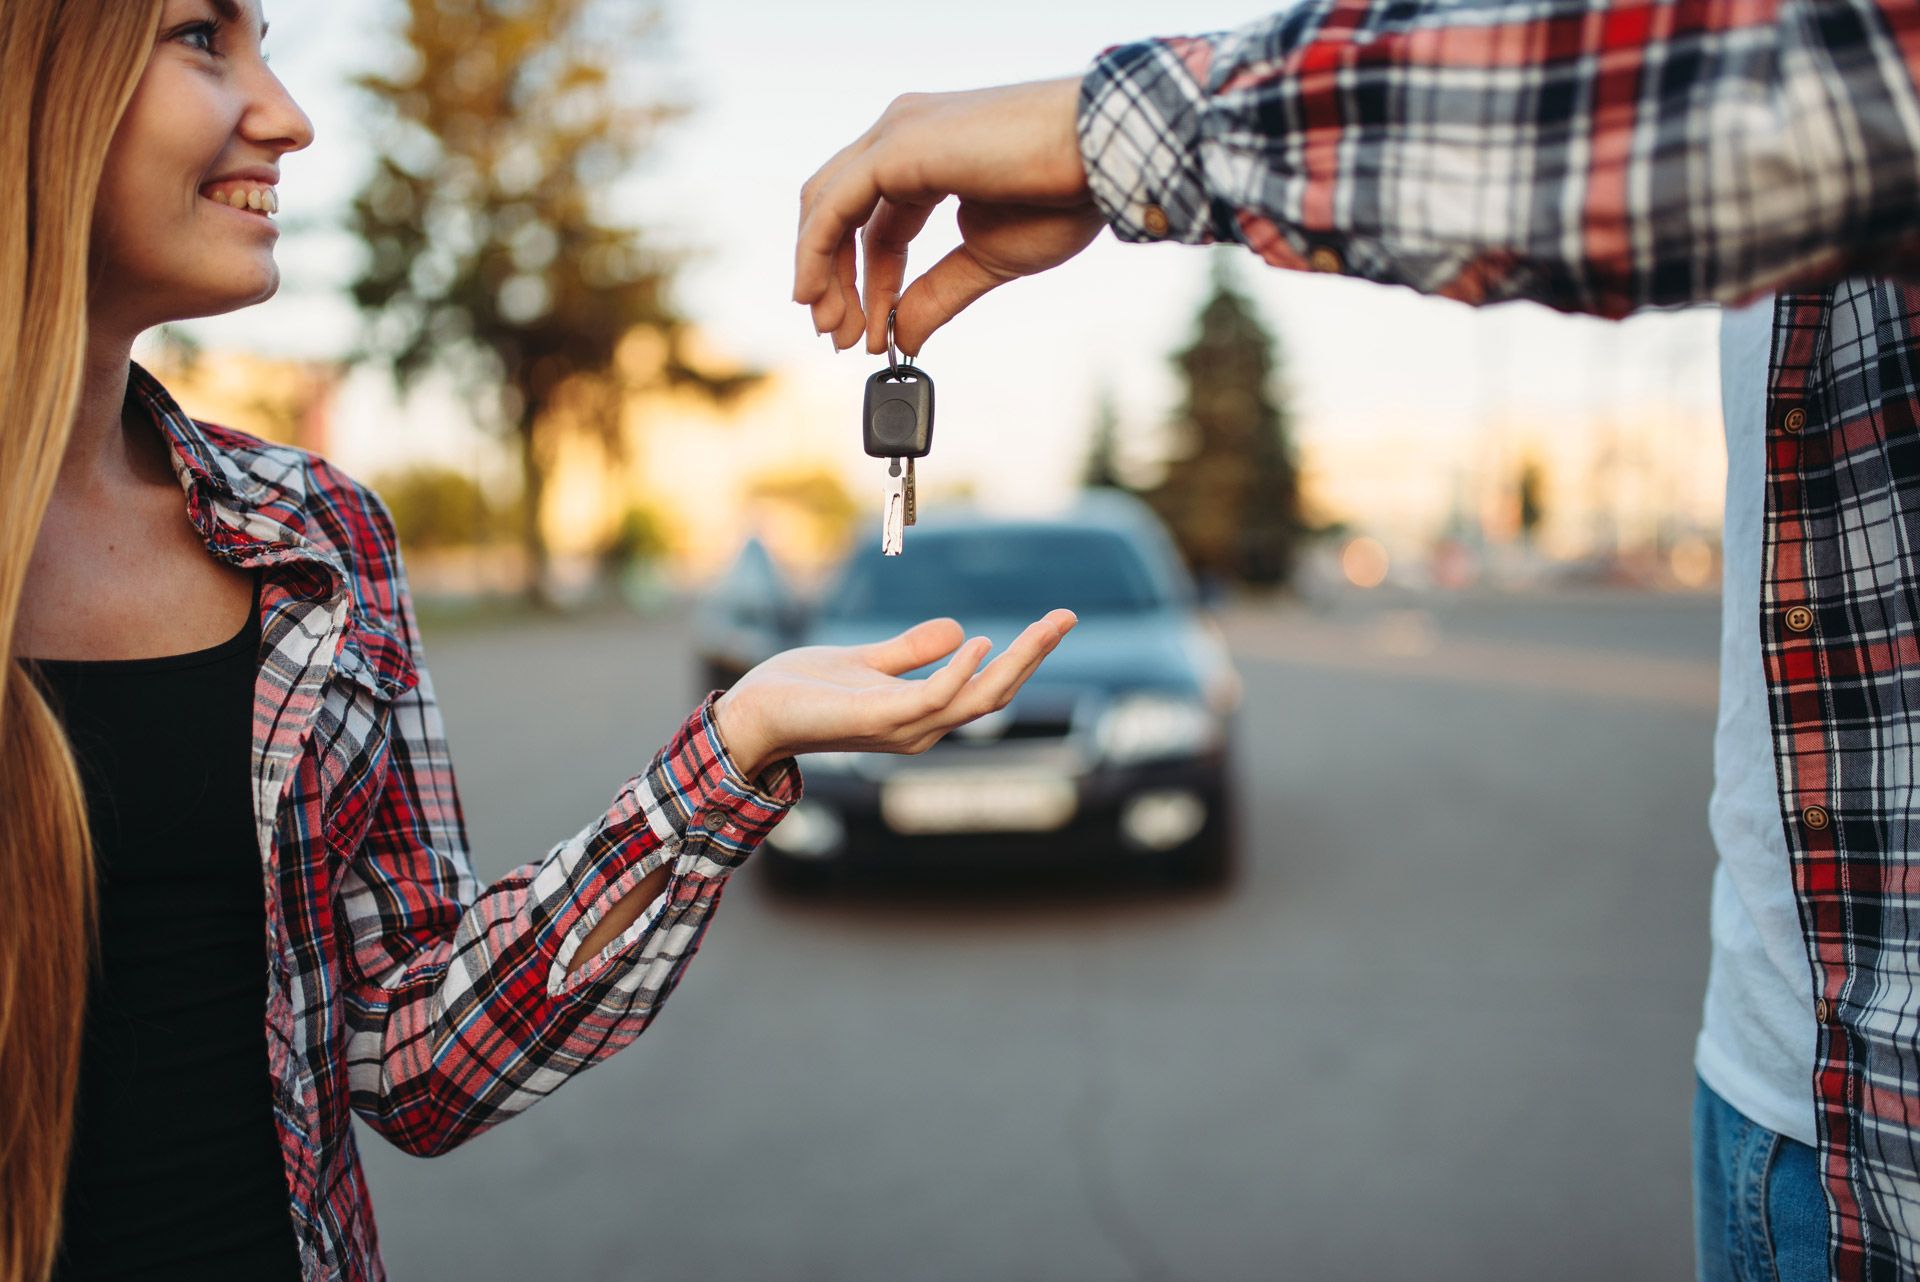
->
[90, 0, 313, 334]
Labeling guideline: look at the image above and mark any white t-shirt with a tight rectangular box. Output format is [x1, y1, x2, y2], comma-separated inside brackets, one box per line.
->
[1693, 291, 1819, 1146]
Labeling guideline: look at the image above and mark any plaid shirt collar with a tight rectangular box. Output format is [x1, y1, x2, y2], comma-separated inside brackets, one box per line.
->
[132, 358, 272, 506]
[128, 358, 416, 699]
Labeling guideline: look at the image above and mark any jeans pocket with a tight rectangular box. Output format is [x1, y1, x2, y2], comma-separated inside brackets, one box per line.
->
[1762, 1131, 1827, 1282]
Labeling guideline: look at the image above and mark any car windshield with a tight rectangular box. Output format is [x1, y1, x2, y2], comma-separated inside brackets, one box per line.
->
[819, 527, 1167, 621]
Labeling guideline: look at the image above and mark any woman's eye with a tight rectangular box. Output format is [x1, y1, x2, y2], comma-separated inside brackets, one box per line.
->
[178, 21, 218, 54]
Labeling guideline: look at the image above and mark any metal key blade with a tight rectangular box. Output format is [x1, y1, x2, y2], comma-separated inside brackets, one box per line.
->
[904, 457, 918, 526]
[881, 460, 906, 556]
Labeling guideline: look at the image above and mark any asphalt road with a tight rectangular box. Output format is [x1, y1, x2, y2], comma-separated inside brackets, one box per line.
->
[355, 587, 1723, 1282]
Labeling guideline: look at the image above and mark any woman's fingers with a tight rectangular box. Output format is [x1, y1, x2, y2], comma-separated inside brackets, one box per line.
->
[861, 616, 966, 676]
[911, 634, 991, 712]
[966, 609, 1076, 709]
[907, 609, 1076, 735]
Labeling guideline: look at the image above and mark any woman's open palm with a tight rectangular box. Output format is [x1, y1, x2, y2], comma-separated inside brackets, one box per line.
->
[713, 610, 1077, 775]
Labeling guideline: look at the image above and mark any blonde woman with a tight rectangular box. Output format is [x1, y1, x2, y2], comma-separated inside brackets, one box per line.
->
[0, 2, 1077, 1279]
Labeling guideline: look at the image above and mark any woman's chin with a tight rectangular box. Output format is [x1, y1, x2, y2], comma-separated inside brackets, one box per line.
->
[195, 265, 281, 316]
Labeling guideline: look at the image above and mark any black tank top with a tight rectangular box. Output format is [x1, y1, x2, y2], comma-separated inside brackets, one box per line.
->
[20, 572, 304, 1281]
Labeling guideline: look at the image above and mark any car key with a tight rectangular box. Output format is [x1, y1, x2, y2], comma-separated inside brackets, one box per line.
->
[863, 309, 933, 556]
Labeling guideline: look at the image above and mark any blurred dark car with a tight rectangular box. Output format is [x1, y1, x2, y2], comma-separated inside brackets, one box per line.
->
[693, 492, 1244, 888]
[690, 535, 805, 692]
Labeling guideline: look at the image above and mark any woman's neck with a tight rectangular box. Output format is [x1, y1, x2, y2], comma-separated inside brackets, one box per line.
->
[59, 329, 172, 498]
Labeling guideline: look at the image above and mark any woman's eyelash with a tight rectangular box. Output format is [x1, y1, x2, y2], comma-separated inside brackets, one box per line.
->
[174, 19, 267, 63]
[177, 20, 219, 54]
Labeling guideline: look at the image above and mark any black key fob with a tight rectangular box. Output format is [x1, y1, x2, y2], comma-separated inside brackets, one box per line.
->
[862, 364, 934, 459]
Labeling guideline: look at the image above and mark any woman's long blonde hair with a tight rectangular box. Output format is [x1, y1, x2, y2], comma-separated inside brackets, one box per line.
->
[0, 3, 162, 1279]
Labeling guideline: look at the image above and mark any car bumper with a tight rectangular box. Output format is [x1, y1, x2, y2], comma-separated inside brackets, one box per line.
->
[765, 750, 1230, 870]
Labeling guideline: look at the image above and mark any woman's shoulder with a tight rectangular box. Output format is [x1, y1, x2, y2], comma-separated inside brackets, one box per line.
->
[189, 416, 412, 650]
[192, 417, 398, 553]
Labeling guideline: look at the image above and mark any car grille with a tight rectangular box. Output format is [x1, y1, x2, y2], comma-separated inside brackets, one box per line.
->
[932, 690, 1083, 754]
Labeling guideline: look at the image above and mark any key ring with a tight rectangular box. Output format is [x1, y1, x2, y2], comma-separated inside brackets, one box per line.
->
[886, 307, 906, 374]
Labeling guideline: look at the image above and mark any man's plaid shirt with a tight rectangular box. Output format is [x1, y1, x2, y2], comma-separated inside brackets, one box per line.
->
[1079, 2, 1920, 1276]
[120, 360, 799, 1281]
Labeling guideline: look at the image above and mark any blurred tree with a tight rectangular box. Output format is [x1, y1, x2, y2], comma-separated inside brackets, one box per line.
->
[345, 0, 758, 606]
[1516, 457, 1546, 544]
[1082, 384, 1128, 490]
[748, 467, 861, 548]
[599, 501, 670, 571]
[371, 463, 523, 551]
[1148, 255, 1301, 587]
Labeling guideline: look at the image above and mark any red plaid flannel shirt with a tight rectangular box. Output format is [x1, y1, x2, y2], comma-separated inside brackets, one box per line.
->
[125, 360, 799, 1281]
[1079, 4, 1920, 1276]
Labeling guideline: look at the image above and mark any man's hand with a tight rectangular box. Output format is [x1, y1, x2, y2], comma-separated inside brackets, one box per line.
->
[793, 77, 1106, 358]
[712, 610, 1077, 778]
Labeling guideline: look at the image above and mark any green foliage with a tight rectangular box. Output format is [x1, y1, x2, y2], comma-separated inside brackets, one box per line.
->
[1517, 457, 1546, 540]
[600, 502, 670, 568]
[372, 464, 523, 551]
[344, 0, 758, 598]
[1146, 254, 1302, 587]
[1082, 385, 1127, 491]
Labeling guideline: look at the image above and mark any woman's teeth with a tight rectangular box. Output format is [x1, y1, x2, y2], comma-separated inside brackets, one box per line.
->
[205, 187, 278, 214]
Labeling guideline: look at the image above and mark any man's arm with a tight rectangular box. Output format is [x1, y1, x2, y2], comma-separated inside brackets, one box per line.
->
[1079, 1, 1920, 317]
[795, 2, 1920, 347]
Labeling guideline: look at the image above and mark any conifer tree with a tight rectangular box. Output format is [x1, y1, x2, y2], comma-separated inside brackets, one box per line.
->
[1082, 385, 1126, 490]
[1148, 255, 1301, 586]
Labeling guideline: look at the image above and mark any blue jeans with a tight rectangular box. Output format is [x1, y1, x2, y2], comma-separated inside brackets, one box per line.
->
[1693, 1074, 1829, 1282]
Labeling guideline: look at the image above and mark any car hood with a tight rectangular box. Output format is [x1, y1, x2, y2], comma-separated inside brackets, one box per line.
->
[802, 611, 1208, 696]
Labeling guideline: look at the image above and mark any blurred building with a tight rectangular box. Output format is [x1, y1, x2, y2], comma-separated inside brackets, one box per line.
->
[1298, 402, 1725, 588]
[138, 340, 344, 458]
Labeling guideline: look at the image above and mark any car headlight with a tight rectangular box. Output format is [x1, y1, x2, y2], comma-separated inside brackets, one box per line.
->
[1095, 695, 1220, 765]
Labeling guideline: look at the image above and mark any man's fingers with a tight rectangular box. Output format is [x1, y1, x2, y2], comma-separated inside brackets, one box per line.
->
[861, 197, 937, 353]
[862, 616, 966, 677]
[795, 160, 884, 312]
[891, 241, 1012, 357]
[794, 141, 864, 304]
[829, 235, 865, 349]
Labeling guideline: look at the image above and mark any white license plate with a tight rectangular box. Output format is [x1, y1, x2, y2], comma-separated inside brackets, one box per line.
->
[880, 773, 1078, 835]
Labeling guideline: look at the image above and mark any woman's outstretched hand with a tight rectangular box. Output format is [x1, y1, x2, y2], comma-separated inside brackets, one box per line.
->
[712, 610, 1078, 778]
[793, 77, 1106, 359]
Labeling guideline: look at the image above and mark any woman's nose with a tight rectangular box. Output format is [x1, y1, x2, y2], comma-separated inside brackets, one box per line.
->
[248, 67, 316, 154]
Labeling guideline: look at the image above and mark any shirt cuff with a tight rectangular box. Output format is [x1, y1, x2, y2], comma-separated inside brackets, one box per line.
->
[637, 693, 802, 870]
[1078, 35, 1221, 245]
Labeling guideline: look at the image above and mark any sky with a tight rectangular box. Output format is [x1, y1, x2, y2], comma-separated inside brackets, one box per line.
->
[171, 0, 1729, 524]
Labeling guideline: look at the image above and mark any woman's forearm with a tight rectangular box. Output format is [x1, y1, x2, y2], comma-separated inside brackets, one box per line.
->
[565, 863, 674, 978]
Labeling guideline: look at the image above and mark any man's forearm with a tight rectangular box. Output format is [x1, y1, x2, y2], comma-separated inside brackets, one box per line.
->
[1080, 1, 1920, 316]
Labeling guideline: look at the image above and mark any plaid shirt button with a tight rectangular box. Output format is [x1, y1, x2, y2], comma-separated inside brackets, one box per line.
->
[1308, 246, 1343, 274]
[1780, 406, 1807, 434]
[1816, 997, 1833, 1024]
[1785, 605, 1815, 633]
[1141, 204, 1171, 237]
[699, 809, 726, 830]
[1803, 805, 1831, 831]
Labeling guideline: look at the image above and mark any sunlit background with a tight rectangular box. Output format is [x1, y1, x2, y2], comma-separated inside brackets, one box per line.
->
[148, 0, 1727, 602]
[140, 3, 1739, 1277]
